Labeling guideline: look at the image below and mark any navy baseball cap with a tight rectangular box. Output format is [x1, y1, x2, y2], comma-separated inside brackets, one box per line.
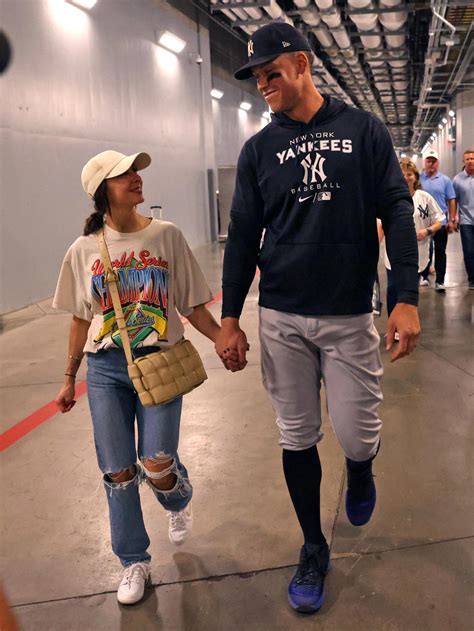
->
[235, 22, 312, 80]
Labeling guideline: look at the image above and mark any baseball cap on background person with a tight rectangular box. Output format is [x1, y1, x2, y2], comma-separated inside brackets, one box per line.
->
[81, 150, 151, 198]
[234, 22, 312, 80]
[424, 149, 439, 160]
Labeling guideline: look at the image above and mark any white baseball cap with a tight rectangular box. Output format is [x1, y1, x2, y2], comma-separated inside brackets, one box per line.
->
[424, 149, 439, 160]
[81, 150, 151, 197]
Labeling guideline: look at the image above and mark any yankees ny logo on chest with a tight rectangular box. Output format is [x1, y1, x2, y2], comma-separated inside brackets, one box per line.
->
[301, 153, 327, 185]
[418, 204, 429, 219]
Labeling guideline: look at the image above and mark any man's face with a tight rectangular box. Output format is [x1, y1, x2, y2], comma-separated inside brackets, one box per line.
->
[424, 157, 438, 175]
[252, 54, 302, 114]
[463, 152, 474, 175]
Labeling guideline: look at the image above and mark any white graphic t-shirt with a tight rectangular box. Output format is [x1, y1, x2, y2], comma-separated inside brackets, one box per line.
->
[53, 219, 213, 353]
[385, 189, 445, 273]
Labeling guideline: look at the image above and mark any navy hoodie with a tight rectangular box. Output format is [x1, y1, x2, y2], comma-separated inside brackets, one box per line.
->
[222, 96, 419, 317]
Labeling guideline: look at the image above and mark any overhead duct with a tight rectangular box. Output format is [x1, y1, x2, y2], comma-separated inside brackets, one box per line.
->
[378, 0, 408, 75]
[348, 0, 383, 50]
[309, 0, 384, 118]
[210, 0, 293, 35]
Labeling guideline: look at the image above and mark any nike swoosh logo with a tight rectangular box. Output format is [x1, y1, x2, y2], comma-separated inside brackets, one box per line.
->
[298, 195, 313, 202]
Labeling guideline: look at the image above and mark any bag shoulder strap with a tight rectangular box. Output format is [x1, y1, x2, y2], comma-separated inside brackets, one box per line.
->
[97, 228, 134, 366]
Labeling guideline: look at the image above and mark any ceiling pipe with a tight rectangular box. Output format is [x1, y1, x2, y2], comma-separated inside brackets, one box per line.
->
[412, 0, 449, 148]
[346, 0, 410, 130]
[311, 0, 384, 118]
[432, 6, 456, 66]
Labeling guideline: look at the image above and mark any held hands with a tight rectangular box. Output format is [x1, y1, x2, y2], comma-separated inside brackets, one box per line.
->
[55, 383, 76, 413]
[447, 218, 458, 233]
[215, 319, 249, 372]
[386, 303, 421, 362]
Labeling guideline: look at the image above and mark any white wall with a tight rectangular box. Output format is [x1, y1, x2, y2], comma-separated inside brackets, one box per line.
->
[424, 89, 474, 178]
[433, 121, 456, 177]
[211, 74, 268, 167]
[454, 89, 474, 173]
[0, 0, 216, 313]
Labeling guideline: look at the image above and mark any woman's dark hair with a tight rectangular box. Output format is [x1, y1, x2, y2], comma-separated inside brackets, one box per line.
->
[83, 180, 110, 235]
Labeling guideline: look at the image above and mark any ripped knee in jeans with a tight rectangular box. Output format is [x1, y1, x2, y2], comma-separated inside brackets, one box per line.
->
[141, 453, 177, 491]
[103, 465, 139, 492]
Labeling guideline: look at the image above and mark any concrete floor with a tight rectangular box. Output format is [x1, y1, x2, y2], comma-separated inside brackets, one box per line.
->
[1, 233, 473, 631]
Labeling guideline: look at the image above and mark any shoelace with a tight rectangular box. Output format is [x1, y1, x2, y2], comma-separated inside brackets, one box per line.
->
[122, 564, 148, 587]
[294, 551, 325, 587]
[170, 511, 186, 528]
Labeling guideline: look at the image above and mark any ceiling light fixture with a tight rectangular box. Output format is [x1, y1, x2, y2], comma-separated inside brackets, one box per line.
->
[210, 89, 224, 99]
[262, 111, 271, 120]
[240, 101, 252, 111]
[157, 30, 186, 54]
[448, 109, 455, 117]
[441, 117, 448, 124]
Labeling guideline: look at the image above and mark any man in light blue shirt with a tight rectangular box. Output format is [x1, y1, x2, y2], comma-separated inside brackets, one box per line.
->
[453, 150, 474, 289]
[420, 149, 457, 292]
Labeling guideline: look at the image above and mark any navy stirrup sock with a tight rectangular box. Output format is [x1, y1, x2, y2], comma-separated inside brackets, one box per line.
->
[283, 446, 326, 546]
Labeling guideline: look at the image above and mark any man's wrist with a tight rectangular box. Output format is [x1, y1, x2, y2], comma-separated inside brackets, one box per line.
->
[396, 302, 418, 310]
[221, 316, 241, 331]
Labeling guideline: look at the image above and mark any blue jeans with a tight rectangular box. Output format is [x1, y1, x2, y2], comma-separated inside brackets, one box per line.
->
[460, 224, 474, 286]
[87, 347, 193, 567]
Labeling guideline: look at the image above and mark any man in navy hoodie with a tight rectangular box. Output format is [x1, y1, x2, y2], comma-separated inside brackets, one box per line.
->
[215, 22, 420, 614]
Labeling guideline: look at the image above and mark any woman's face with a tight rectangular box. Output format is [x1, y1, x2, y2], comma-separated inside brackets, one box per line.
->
[403, 169, 416, 189]
[106, 167, 144, 207]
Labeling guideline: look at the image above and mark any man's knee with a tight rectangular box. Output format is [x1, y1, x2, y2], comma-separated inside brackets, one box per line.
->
[142, 454, 177, 491]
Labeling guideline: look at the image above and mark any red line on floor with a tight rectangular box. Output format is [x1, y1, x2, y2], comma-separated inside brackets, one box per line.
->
[0, 290, 223, 452]
[0, 381, 88, 453]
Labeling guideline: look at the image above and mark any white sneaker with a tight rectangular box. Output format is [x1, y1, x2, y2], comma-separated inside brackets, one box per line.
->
[435, 283, 446, 292]
[419, 278, 430, 286]
[167, 501, 193, 546]
[117, 562, 150, 605]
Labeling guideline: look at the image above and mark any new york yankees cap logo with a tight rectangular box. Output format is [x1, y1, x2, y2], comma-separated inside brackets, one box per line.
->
[235, 22, 312, 80]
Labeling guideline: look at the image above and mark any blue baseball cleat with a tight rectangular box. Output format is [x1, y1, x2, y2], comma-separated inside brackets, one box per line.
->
[288, 542, 330, 613]
[345, 459, 376, 526]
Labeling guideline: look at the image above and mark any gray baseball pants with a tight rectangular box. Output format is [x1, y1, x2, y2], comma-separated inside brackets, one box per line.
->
[259, 307, 383, 462]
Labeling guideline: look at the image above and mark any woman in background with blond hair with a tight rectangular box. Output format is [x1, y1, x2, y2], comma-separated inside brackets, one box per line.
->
[383, 160, 444, 321]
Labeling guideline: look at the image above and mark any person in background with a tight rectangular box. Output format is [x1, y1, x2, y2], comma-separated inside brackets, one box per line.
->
[384, 160, 444, 326]
[453, 150, 474, 289]
[419, 149, 457, 292]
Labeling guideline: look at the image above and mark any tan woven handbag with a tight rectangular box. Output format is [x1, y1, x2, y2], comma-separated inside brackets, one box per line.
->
[98, 229, 207, 407]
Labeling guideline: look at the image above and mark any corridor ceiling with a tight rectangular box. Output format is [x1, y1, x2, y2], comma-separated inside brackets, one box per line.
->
[194, 0, 474, 153]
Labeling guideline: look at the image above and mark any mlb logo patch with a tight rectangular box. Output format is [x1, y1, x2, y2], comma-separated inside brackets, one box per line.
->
[318, 192, 331, 201]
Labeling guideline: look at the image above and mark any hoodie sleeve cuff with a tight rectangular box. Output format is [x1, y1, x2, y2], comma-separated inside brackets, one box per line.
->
[396, 290, 419, 307]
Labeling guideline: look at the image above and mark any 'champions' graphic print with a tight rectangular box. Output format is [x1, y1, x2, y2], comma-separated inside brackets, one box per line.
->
[90, 250, 169, 349]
